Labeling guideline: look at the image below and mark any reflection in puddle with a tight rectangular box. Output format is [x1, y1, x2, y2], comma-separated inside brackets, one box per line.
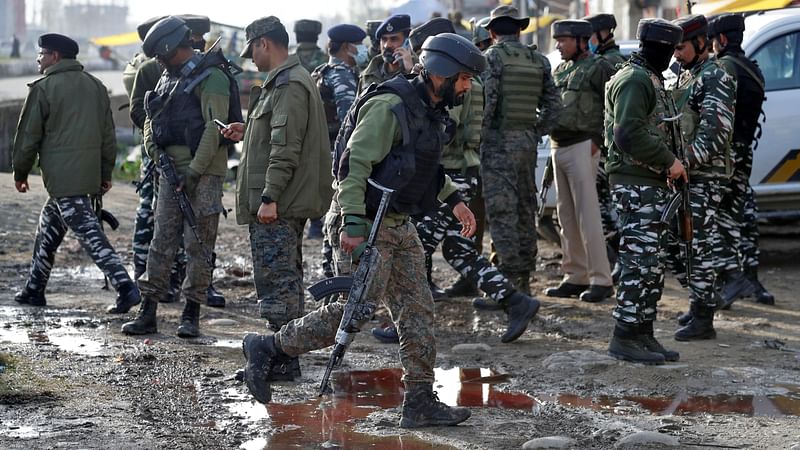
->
[0, 306, 106, 356]
[0, 425, 39, 438]
[211, 339, 241, 349]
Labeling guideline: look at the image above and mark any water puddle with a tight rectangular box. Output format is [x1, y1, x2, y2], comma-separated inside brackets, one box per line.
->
[0, 425, 39, 438]
[0, 306, 107, 356]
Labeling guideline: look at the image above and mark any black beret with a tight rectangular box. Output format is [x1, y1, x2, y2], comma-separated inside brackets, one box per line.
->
[376, 14, 411, 40]
[327, 24, 367, 43]
[38, 33, 79, 58]
[177, 14, 210, 35]
[583, 13, 617, 32]
[708, 13, 745, 37]
[137, 15, 167, 41]
[409, 17, 455, 50]
[673, 14, 708, 41]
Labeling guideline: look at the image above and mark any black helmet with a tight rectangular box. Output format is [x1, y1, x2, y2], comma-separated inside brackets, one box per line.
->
[143, 16, 190, 58]
[636, 18, 683, 46]
[552, 19, 593, 38]
[420, 32, 486, 77]
[673, 14, 708, 41]
[409, 17, 455, 52]
[583, 13, 617, 33]
[708, 13, 745, 37]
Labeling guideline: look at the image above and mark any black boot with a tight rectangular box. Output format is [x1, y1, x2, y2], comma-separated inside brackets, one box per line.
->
[242, 333, 287, 403]
[579, 285, 614, 303]
[500, 292, 540, 343]
[425, 254, 447, 301]
[719, 269, 755, 310]
[15, 285, 46, 307]
[638, 321, 679, 361]
[675, 304, 716, 341]
[371, 324, 399, 344]
[608, 322, 665, 365]
[472, 295, 504, 311]
[107, 281, 141, 314]
[121, 296, 158, 335]
[508, 271, 531, 296]
[206, 284, 226, 308]
[176, 300, 201, 338]
[544, 281, 588, 298]
[399, 384, 471, 428]
[267, 356, 302, 382]
[444, 276, 478, 297]
[677, 310, 693, 326]
[744, 267, 775, 305]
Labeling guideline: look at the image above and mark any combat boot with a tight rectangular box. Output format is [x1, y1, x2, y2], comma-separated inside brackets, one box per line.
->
[121, 296, 158, 335]
[500, 292, 540, 343]
[508, 271, 531, 296]
[267, 357, 302, 382]
[675, 304, 716, 341]
[399, 384, 471, 428]
[678, 290, 722, 326]
[425, 254, 447, 301]
[242, 333, 288, 403]
[744, 267, 775, 305]
[718, 269, 755, 310]
[472, 295, 504, 311]
[608, 322, 665, 365]
[371, 324, 399, 344]
[444, 276, 478, 297]
[638, 321, 679, 361]
[14, 285, 46, 307]
[176, 300, 201, 338]
[206, 284, 226, 308]
[107, 281, 141, 314]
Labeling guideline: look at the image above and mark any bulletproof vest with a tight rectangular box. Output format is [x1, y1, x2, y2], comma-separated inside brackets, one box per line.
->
[145, 50, 243, 155]
[489, 42, 544, 130]
[553, 56, 604, 134]
[311, 63, 342, 141]
[465, 78, 484, 152]
[333, 76, 448, 217]
[719, 53, 765, 149]
[672, 59, 732, 178]
[122, 53, 149, 97]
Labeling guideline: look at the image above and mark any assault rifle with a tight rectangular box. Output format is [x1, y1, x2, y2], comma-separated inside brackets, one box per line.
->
[537, 155, 554, 219]
[661, 113, 693, 280]
[317, 178, 395, 396]
[91, 190, 119, 290]
[135, 158, 156, 194]
[157, 152, 213, 267]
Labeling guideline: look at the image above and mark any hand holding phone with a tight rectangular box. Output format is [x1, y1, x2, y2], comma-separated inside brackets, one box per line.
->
[214, 119, 229, 129]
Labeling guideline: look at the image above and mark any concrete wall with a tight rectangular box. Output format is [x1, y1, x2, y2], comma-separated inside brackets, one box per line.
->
[0, 93, 132, 173]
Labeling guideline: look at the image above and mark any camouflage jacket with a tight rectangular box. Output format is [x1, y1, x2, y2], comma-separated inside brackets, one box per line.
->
[292, 42, 327, 73]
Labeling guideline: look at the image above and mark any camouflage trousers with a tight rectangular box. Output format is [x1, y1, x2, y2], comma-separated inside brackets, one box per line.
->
[25, 196, 132, 293]
[322, 198, 353, 277]
[137, 173, 222, 306]
[611, 185, 670, 325]
[596, 152, 618, 238]
[665, 180, 723, 309]
[717, 166, 760, 272]
[480, 130, 538, 275]
[249, 217, 306, 331]
[413, 169, 514, 301]
[131, 150, 186, 279]
[276, 221, 436, 385]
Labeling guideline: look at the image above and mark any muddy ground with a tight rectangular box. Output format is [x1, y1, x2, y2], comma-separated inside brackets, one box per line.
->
[1, 172, 798, 450]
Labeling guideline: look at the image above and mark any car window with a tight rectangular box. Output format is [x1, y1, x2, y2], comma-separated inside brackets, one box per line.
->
[751, 31, 800, 91]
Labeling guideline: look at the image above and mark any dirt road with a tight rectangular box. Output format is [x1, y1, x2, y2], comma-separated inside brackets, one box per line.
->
[1, 173, 798, 449]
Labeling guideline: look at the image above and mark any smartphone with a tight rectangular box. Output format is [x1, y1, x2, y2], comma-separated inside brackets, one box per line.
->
[394, 38, 412, 63]
[214, 119, 229, 129]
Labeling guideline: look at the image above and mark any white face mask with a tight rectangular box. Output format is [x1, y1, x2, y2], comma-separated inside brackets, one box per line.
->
[351, 43, 369, 66]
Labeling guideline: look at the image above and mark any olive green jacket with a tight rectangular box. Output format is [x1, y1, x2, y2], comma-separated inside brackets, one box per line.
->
[13, 59, 117, 198]
[235, 55, 333, 224]
[128, 57, 161, 130]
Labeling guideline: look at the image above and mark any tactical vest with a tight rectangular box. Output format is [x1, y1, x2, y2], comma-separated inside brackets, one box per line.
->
[145, 50, 243, 156]
[719, 53, 765, 149]
[553, 56, 604, 134]
[333, 76, 448, 217]
[672, 59, 732, 178]
[489, 42, 544, 130]
[311, 63, 343, 141]
[465, 78, 484, 153]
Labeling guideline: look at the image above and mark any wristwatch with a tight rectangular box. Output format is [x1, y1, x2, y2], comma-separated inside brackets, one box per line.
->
[261, 195, 274, 205]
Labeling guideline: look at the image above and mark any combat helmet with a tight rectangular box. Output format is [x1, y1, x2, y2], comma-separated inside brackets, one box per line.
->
[420, 32, 486, 77]
[143, 16, 191, 58]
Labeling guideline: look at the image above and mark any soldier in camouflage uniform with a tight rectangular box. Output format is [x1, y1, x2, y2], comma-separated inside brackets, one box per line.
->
[604, 19, 685, 365]
[666, 15, 736, 341]
[225, 17, 332, 380]
[708, 13, 775, 307]
[292, 19, 327, 73]
[13, 33, 141, 313]
[479, 6, 561, 295]
[584, 13, 626, 272]
[122, 16, 235, 338]
[359, 15, 414, 91]
[312, 24, 368, 280]
[364, 20, 382, 66]
[241, 34, 539, 428]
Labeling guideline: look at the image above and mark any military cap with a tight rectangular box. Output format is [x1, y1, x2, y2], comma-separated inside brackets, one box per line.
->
[38, 33, 79, 58]
[240, 16, 284, 58]
[294, 19, 322, 35]
[552, 19, 593, 38]
[365, 20, 382, 41]
[471, 16, 491, 44]
[708, 13, 745, 37]
[137, 15, 167, 41]
[673, 14, 708, 41]
[177, 14, 210, 35]
[409, 17, 455, 51]
[485, 5, 530, 30]
[637, 18, 683, 46]
[375, 14, 411, 40]
[327, 24, 367, 43]
[583, 13, 617, 32]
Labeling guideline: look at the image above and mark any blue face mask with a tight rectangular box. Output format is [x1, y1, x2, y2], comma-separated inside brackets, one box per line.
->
[352, 44, 369, 67]
[588, 40, 599, 54]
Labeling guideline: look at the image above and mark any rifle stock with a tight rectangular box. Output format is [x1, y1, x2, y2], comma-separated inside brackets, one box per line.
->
[537, 156, 554, 218]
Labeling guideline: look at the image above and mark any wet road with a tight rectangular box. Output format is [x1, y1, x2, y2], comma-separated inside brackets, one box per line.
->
[0, 70, 126, 101]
